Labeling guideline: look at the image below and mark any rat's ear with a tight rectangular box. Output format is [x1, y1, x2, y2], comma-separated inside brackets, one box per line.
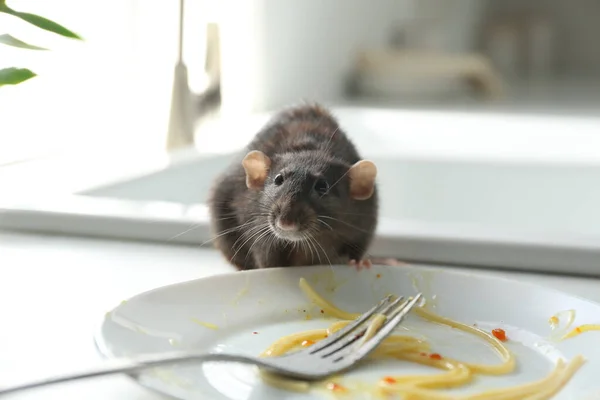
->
[242, 150, 271, 190]
[348, 160, 377, 200]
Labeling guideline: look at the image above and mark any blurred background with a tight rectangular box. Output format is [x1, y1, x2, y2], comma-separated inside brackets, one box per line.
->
[2, 0, 600, 166]
[2, 0, 600, 274]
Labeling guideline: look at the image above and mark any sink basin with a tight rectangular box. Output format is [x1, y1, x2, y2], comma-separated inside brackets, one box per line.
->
[2, 107, 600, 275]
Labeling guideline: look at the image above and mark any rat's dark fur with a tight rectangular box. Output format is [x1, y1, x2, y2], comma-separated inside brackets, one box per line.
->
[208, 104, 378, 270]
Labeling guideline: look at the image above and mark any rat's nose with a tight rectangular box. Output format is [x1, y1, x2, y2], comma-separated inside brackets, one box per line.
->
[277, 218, 298, 231]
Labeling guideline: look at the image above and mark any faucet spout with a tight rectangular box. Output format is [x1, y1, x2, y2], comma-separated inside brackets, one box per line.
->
[166, 0, 194, 151]
[166, 60, 195, 151]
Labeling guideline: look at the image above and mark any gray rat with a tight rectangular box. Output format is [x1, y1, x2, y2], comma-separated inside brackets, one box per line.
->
[207, 104, 378, 270]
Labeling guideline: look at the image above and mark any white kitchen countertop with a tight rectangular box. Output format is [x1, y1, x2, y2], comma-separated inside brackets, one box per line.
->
[1, 230, 599, 399]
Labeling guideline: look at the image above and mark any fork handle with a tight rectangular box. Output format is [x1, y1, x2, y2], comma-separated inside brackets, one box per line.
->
[0, 350, 265, 396]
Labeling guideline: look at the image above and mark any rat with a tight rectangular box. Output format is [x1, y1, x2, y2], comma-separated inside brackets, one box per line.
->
[207, 103, 378, 270]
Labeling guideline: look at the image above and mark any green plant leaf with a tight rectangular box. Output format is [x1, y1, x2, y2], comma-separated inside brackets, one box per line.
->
[0, 67, 36, 86]
[0, 34, 47, 50]
[0, 4, 82, 40]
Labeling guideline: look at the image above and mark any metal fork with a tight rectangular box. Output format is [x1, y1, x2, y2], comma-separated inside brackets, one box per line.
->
[0, 293, 422, 396]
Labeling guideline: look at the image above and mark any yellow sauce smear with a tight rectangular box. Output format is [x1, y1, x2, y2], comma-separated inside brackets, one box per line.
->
[546, 309, 600, 341]
[563, 324, 600, 339]
[190, 318, 219, 330]
[547, 310, 576, 341]
[257, 277, 586, 399]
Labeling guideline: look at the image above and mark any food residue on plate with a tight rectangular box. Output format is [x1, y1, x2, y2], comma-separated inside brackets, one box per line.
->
[104, 299, 128, 318]
[230, 275, 251, 306]
[382, 376, 396, 385]
[191, 318, 219, 330]
[297, 305, 323, 321]
[231, 287, 249, 306]
[307, 270, 349, 294]
[492, 328, 508, 342]
[325, 382, 347, 393]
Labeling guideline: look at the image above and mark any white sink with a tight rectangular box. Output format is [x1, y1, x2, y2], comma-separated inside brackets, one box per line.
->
[2, 107, 600, 275]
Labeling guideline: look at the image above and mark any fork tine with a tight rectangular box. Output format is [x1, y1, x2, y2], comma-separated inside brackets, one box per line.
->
[306, 294, 393, 355]
[351, 293, 423, 361]
[371, 295, 407, 320]
[317, 296, 406, 358]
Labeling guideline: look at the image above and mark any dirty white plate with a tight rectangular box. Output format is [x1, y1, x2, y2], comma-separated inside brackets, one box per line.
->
[95, 264, 600, 399]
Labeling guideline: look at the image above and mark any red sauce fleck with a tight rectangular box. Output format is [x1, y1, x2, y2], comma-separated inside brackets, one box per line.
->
[301, 340, 315, 347]
[326, 382, 346, 392]
[383, 376, 397, 384]
[419, 352, 427, 356]
[430, 353, 442, 360]
[252, 331, 258, 334]
[492, 328, 507, 342]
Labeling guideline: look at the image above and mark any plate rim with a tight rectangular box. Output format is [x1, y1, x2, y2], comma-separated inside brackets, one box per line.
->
[99, 263, 600, 316]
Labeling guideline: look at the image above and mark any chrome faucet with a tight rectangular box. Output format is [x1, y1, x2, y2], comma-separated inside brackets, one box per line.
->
[166, 0, 195, 151]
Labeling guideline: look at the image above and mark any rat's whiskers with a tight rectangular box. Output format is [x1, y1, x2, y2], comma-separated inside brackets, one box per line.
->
[301, 225, 330, 269]
[306, 234, 322, 265]
[265, 234, 278, 260]
[323, 126, 339, 151]
[316, 218, 333, 231]
[320, 169, 351, 198]
[331, 211, 377, 217]
[199, 219, 258, 246]
[167, 223, 204, 242]
[314, 218, 373, 263]
[309, 227, 333, 271]
[245, 227, 274, 262]
[317, 215, 372, 234]
[301, 234, 315, 263]
[230, 225, 270, 263]
[230, 223, 270, 260]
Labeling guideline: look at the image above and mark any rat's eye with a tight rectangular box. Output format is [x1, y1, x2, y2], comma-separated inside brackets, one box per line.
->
[314, 178, 329, 195]
[274, 174, 284, 186]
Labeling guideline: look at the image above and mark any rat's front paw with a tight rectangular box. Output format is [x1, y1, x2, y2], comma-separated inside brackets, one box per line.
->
[349, 259, 372, 271]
